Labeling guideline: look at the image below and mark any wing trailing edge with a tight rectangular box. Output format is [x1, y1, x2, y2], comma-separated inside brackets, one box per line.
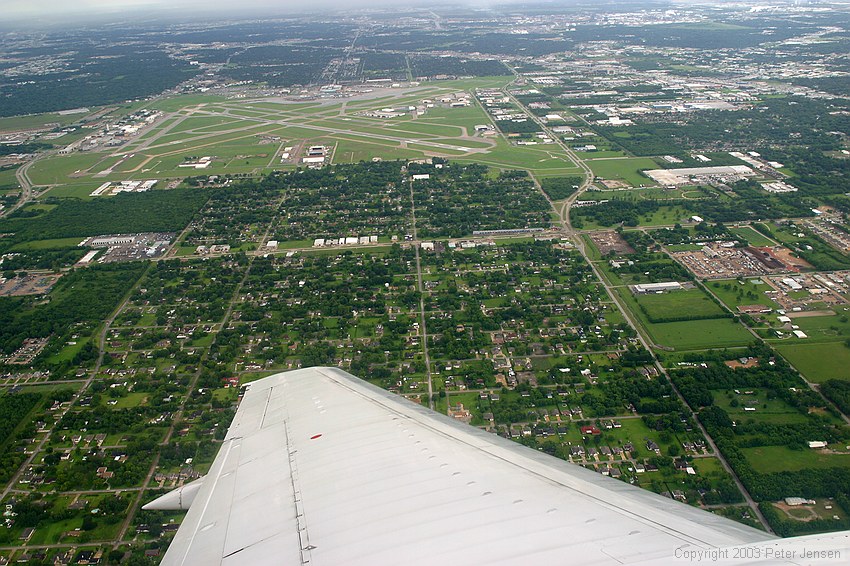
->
[154, 367, 848, 565]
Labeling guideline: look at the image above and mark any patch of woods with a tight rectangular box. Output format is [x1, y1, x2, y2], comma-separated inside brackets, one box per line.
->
[570, 181, 813, 229]
[408, 55, 509, 78]
[671, 344, 850, 534]
[0, 392, 44, 486]
[0, 46, 196, 117]
[1, 190, 208, 246]
[540, 176, 582, 201]
[0, 263, 146, 372]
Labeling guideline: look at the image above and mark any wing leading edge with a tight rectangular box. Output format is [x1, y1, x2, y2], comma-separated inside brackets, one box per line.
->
[150, 367, 848, 565]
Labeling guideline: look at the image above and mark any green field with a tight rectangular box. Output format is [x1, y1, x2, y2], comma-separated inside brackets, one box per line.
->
[42, 184, 108, 199]
[147, 94, 227, 112]
[617, 286, 752, 350]
[21, 78, 585, 190]
[638, 205, 697, 227]
[576, 204, 696, 231]
[28, 153, 108, 186]
[10, 237, 86, 250]
[729, 225, 776, 247]
[774, 342, 850, 383]
[707, 278, 780, 311]
[455, 138, 579, 174]
[107, 392, 149, 409]
[584, 186, 688, 201]
[742, 445, 850, 474]
[783, 308, 850, 343]
[587, 157, 659, 187]
[0, 166, 21, 191]
[0, 112, 84, 133]
[648, 318, 753, 350]
[712, 389, 808, 424]
[334, 140, 424, 163]
[634, 288, 726, 322]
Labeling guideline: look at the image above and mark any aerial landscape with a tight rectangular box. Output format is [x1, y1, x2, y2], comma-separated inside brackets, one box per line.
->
[1, 0, 850, 563]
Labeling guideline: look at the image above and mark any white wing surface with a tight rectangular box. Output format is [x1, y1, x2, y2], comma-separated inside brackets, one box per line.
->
[148, 367, 849, 565]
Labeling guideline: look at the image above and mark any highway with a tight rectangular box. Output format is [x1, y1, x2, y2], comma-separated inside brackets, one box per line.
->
[1, 154, 40, 219]
[502, 89, 594, 235]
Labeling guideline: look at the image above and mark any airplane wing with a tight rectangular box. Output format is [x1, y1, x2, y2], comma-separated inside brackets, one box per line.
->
[146, 367, 850, 565]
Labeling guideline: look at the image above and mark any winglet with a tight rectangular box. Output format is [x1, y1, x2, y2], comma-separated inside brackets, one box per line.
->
[143, 476, 206, 511]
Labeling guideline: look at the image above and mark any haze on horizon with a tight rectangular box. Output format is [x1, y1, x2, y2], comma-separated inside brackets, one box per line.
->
[0, 0, 767, 29]
[0, 0, 548, 25]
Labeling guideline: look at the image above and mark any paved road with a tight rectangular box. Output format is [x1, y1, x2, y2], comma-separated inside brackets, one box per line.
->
[691, 264, 850, 426]
[115, 192, 282, 546]
[0, 263, 153, 504]
[508, 84, 775, 533]
[502, 89, 593, 234]
[409, 178, 435, 410]
[1, 155, 39, 219]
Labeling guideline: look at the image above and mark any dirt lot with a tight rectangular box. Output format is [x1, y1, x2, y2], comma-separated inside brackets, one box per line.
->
[768, 246, 812, 271]
[0, 273, 62, 296]
[786, 310, 835, 318]
[589, 231, 635, 256]
[774, 502, 819, 522]
[600, 180, 631, 189]
[724, 358, 760, 369]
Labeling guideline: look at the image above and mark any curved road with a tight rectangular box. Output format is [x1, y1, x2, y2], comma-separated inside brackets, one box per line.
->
[507, 84, 774, 533]
[1, 155, 40, 219]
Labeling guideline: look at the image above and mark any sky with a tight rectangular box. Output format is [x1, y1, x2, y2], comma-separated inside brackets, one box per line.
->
[0, 0, 509, 21]
[0, 0, 706, 27]
[0, 0, 370, 22]
[4, 0, 167, 17]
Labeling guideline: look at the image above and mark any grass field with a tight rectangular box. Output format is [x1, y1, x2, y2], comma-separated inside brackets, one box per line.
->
[600, 416, 685, 458]
[584, 187, 688, 201]
[46, 337, 90, 364]
[455, 138, 579, 174]
[712, 389, 808, 424]
[742, 445, 850, 473]
[587, 157, 659, 187]
[707, 278, 780, 311]
[765, 307, 850, 346]
[42, 183, 109, 199]
[0, 112, 84, 133]
[617, 288, 753, 350]
[575, 204, 696, 231]
[0, 166, 21, 191]
[648, 318, 754, 350]
[634, 288, 726, 322]
[638, 205, 696, 226]
[729, 225, 776, 247]
[103, 392, 149, 409]
[28, 153, 108, 186]
[20, 78, 587, 194]
[10, 236, 86, 250]
[334, 140, 424, 162]
[774, 342, 850, 383]
[147, 94, 227, 112]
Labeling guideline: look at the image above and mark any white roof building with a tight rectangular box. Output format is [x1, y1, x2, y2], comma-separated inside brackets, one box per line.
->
[632, 282, 683, 294]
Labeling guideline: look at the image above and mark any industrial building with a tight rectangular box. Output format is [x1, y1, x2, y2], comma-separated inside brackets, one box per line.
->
[630, 282, 684, 294]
